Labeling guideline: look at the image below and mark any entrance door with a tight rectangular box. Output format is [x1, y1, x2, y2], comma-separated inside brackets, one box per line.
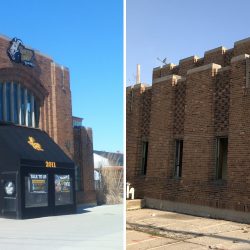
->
[53, 168, 75, 216]
[0, 172, 18, 218]
[21, 166, 75, 218]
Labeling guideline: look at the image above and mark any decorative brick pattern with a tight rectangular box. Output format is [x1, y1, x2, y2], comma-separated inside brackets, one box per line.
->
[173, 81, 186, 136]
[214, 70, 230, 134]
[141, 89, 152, 138]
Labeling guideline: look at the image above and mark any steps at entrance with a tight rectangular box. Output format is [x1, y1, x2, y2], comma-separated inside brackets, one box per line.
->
[126, 199, 145, 210]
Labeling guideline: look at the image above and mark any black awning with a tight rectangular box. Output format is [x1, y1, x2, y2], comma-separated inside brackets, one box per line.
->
[0, 124, 73, 168]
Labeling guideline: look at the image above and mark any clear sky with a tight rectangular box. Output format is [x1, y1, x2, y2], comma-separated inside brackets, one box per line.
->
[0, 0, 123, 153]
[127, 0, 250, 85]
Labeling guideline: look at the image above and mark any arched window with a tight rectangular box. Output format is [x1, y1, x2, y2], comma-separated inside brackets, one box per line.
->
[0, 82, 40, 128]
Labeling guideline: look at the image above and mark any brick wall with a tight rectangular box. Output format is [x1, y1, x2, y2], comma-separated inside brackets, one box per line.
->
[127, 37, 250, 215]
[74, 127, 96, 204]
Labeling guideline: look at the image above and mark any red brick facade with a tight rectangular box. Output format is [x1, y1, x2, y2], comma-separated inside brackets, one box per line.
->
[127, 38, 250, 222]
[0, 35, 96, 205]
[74, 127, 96, 204]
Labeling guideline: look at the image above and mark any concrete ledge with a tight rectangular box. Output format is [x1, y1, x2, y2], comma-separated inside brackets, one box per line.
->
[133, 83, 148, 89]
[162, 63, 176, 68]
[153, 66, 162, 71]
[176, 77, 186, 83]
[218, 66, 231, 72]
[231, 54, 250, 63]
[145, 197, 250, 224]
[153, 74, 183, 84]
[127, 199, 145, 210]
[187, 63, 221, 75]
[234, 37, 250, 46]
[204, 46, 227, 55]
[179, 55, 199, 64]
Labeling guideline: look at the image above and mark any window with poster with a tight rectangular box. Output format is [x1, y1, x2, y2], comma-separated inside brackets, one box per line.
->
[55, 175, 73, 205]
[25, 174, 48, 208]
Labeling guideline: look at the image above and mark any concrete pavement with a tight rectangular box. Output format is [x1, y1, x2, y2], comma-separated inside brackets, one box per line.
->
[127, 208, 250, 250]
[0, 204, 123, 250]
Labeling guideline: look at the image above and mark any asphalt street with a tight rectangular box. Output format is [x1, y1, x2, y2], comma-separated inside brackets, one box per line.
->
[0, 204, 123, 250]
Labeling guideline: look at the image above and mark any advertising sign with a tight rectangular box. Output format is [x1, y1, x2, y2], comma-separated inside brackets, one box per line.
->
[29, 174, 47, 193]
[7, 37, 35, 67]
[55, 175, 71, 193]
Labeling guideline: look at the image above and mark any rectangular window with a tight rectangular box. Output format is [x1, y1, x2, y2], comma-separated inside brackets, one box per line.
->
[13, 83, 18, 124]
[216, 137, 228, 180]
[25, 174, 48, 208]
[6, 82, 11, 122]
[174, 140, 183, 178]
[141, 141, 148, 175]
[55, 175, 73, 205]
[27, 92, 32, 127]
[0, 83, 3, 121]
[21, 87, 25, 125]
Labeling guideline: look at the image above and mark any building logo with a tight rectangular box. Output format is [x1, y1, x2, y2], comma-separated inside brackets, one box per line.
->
[28, 137, 44, 151]
[7, 37, 35, 67]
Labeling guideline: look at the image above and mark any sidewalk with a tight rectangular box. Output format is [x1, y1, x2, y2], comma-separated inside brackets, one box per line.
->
[0, 204, 123, 250]
[127, 208, 250, 250]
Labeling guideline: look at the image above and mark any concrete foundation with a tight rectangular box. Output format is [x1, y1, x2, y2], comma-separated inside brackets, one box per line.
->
[145, 197, 250, 224]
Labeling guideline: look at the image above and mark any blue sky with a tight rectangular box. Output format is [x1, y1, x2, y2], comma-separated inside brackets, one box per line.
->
[1, 0, 123, 152]
[127, 0, 250, 84]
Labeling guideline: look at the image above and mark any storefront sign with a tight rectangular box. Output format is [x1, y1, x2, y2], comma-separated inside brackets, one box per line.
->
[55, 175, 71, 193]
[4, 181, 15, 196]
[45, 161, 56, 168]
[7, 37, 35, 67]
[28, 137, 44, 151]
[29, 174, 47, 193]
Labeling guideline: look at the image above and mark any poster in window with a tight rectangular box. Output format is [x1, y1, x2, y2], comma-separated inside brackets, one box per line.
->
[29, 174, 47, 193]
[55, 175, 71, 193]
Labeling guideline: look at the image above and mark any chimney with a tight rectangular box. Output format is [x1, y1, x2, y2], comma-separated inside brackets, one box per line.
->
[136, 64, 141, 84]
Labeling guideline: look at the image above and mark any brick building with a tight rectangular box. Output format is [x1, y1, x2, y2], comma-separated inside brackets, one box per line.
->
[127, 37, 250, 223]
[0, 34, 95, 218]
[73, 117, 96, 204]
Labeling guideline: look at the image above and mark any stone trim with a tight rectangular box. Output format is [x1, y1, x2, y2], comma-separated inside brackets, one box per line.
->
[234, 37, 250, 46]
[187, 63, 221, 75]
[231, 54, 250, 63]
[204, 46, 227, 55]
[145, 197, 250, 224]
[153, 74, 183, 84]
[179, 55, 199, 63]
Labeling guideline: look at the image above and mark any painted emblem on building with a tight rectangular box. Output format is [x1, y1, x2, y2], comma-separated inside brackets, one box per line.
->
[28, 137, 44, 151]
[7, 37, 35, 67]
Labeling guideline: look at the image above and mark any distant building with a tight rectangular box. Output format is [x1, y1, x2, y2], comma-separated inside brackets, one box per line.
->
[94, 150, 123, 168]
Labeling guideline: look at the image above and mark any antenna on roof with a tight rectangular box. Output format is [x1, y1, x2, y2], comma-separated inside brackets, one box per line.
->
[157, 57, 167, 65]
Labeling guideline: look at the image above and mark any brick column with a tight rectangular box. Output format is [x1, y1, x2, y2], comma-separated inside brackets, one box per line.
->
[227, 54, 250, 211]
[183, 63, 221, 182]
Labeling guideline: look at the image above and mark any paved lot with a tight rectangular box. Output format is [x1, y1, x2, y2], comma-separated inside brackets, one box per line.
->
[127, 209, 250, 250]
[0, 204, 123, 250]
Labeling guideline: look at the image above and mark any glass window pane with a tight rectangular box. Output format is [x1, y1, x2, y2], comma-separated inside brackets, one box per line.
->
[0, 83, 3, 121]
[13, 83, 18, 123]
[55, 175, 73, 205]
[27, 91, 32, 126]
[6, 83, 11, 122]
[25, 174, 48, 208]
[34, 99, 40, 128]
[21, 87, 25, 125]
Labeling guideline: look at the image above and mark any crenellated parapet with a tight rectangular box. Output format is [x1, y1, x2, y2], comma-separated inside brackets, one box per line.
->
[152, 37, 250, 81]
